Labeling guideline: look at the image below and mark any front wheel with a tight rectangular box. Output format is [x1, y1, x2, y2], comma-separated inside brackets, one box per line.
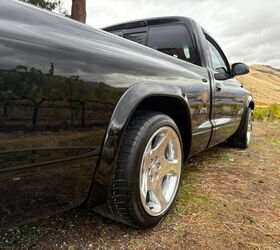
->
[227, 107, 252, 148]
[110, 112, 183, 228]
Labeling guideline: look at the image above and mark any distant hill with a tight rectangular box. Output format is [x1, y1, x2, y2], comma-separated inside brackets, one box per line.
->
[237, 64, 280, 106]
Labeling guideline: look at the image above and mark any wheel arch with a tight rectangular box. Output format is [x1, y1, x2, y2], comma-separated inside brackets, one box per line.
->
[89, 82, 192, 208]
[134, 95, 192, 161]
[237, 95, 254, 131]
[246, 95, 255, 110]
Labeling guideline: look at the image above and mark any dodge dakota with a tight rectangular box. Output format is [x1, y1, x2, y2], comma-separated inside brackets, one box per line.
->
[0, 0, 254, 229]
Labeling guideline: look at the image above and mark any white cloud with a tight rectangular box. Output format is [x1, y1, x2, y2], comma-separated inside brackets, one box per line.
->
[63, 0, 280, 68]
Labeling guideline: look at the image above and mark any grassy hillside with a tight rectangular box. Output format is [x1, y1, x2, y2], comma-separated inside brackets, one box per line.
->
[237, 64, 280, 106]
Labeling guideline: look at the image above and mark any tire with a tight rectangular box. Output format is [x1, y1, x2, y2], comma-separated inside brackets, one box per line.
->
[110, 112, 183, 228]
[227, 107, 252, 148]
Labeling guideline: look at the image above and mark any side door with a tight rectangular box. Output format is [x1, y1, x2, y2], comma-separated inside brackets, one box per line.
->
[145, 24, 212, 155]
[205, 35, 244, 147]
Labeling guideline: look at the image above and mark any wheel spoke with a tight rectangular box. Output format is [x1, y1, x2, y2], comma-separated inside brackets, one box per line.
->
[161, 158, 179, 175]
[146, 175, 168, 210]
[159, 137, 171, 157]
[139, 126, 182, 216]
[153, 180, 168, 209]
[156, 133, 170, 150]
[140, 171, 149, 195]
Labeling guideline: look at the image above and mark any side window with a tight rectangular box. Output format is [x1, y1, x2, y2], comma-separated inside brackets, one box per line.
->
[123, 32, 147, 45]
[206, 39, 229, 73]
[147, 25, 198, 65]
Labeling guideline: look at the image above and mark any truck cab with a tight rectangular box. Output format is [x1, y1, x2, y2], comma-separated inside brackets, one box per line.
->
[104, 16, 252, 154]
[103, 17, 203, 66]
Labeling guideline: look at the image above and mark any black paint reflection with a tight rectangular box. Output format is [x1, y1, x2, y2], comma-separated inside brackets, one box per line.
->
[0, 156, 96, 228]
[0, 63, 122, 228]
[0, 64, 120, 131]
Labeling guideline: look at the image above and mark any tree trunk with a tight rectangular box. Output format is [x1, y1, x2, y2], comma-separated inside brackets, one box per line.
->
[32, 104, 39, 130]
[32, 99, 45, 130]
[70, 101, 74, 127]
[81, 102, 85, 127]
[71, 0, 86, 23]
[3, 102, 9, 117]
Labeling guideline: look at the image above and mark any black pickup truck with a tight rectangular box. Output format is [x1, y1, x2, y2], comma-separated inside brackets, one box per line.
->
[0, 0, 254, 229]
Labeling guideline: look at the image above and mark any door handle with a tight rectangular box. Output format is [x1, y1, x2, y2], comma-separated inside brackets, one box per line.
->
[201, 78, 208, 83]
[216, 83, 222, 92]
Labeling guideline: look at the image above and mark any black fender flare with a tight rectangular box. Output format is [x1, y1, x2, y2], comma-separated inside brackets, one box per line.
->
[88, 82, 192, 207]
[242, 95, 254, 127]
[246, 95, 255, 110]
[235, 95, 254, 135]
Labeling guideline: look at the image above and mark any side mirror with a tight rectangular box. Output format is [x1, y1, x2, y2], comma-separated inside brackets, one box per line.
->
[231, 63, 249, 77]
[214, 67, 230, 81]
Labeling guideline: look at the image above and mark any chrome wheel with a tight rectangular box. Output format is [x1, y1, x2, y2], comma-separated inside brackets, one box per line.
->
[139, 126, 182, 216]
[246, 110, 252, 145]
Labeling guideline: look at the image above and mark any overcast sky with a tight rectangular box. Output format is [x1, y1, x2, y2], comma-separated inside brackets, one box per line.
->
[63, 0, 280, 68]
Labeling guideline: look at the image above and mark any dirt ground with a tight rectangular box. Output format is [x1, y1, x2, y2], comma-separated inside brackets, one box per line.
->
[0, 121, 279, 249]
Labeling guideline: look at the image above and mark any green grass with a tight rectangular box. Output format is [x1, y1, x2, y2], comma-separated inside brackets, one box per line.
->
[244, 215, 257, 224]
[219, 153, 235, 162]
[268, 138, 280, 145]
[172, 175, 210, 217]
[254, 103, 280, 121]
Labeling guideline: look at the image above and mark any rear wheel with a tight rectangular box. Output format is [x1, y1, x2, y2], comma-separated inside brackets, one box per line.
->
[227, 107, 252, 148]
[111, 112, 183, 228]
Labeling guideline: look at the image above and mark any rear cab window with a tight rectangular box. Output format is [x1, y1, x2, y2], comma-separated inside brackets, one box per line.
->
[120, 24, 199, 66]
[111, 31, 123, 38]
[123, 32, 147, 45]
[147, 25, 198, 65]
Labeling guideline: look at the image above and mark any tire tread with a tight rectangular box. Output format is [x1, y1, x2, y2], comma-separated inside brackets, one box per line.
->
[111, 112, 165, 226]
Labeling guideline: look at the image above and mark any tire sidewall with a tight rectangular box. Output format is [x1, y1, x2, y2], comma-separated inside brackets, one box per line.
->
[246, 108, 252, 146]
[242, 107, 252, 148]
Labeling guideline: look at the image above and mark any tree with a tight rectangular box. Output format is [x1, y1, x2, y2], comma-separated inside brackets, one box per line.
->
[71, 0, 86, 23]
[23, 0, 87, 23]
[22, 0, 68, 16]
[63, 76, 90, 127]
[0, 64, 64, 130]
